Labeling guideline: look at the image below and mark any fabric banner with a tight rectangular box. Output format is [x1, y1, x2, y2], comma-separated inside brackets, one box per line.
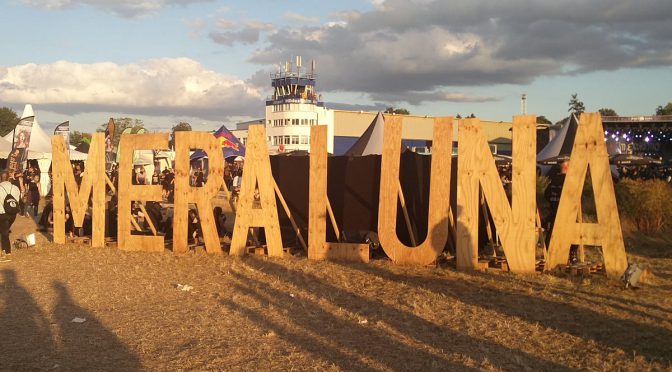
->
[105, 118, 116, 169]
[54, 121, 70, 147]
[7, 115, 35, 174]
[115, 127, 134, 164]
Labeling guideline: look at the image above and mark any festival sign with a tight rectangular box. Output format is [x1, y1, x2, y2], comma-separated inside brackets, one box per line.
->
[7, 115, 35, 174]
[54, 121, 70, 146]
[49, 113, 628, 278]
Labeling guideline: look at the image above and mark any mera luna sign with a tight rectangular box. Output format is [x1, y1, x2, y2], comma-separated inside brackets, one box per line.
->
[51, 113, 627, 277]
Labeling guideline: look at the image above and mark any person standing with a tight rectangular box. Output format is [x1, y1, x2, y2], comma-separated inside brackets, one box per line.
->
[28, 175, 41, 217]
[0, 179, 21, 261]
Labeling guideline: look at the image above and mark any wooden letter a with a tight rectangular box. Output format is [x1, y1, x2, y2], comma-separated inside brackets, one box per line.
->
[546, 113, 627, 277]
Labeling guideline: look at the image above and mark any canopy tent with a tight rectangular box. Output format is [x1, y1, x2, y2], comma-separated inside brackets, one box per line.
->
[344, 112, 385, 156]
[0, 104, 87, 195]
[190, 124, 245, 161]
[537, 114, 579, 164]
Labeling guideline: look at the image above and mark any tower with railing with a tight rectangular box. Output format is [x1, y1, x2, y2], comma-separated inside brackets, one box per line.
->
[265, 56, 334, 154]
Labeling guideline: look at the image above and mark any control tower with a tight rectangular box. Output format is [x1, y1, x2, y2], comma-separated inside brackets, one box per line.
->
[265, 56, 334, 154]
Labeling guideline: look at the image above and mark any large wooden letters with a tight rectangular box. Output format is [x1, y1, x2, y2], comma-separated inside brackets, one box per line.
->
[308, 125, 369, 262]
[173, 132, 225, 254]
[546, 113, 627, 277]
[456, 116, 537, 273]
[377, 117, 453, 265]
[52, 133, 106, 247]
[229, 125, 283, 257]
[117, 134, 167, 252]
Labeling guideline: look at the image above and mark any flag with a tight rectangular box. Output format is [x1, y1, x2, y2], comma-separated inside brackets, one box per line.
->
[7, 115, 35, 174]
[54, 121, 70, 147]
[190, 125, 245, 161]
[104, 118, 116, 167]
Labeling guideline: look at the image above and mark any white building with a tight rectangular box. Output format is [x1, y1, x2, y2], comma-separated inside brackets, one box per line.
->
[233, 56, 335, 154]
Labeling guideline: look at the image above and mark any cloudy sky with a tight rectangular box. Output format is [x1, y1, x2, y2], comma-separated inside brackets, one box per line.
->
[1, 0, 671, 133]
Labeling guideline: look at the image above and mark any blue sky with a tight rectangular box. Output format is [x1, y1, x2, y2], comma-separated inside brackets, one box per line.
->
[1, 0, 671, 133]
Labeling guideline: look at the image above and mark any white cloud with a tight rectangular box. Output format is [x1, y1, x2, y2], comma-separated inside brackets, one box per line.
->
[284, 12, 320, 24]
[0, 58, 263, 120]
[21, 0, 211, 18]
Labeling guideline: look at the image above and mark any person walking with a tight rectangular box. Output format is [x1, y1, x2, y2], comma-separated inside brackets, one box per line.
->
[0, 179, 21, 261]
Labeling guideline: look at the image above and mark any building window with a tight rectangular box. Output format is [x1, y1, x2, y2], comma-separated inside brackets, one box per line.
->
[285, 119, 290, 126]
[284, 136, 290, 144]
[291, 135, 299, 144]
[300, 135, 309, 144]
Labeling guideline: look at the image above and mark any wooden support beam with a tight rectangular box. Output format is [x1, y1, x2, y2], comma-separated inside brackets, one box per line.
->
[272, 178, 307, 251]
[105, 174, 116, 195]
[325, 199, 340, 241]
[137, 203, 157, 236]
[396, 180, 417, 247]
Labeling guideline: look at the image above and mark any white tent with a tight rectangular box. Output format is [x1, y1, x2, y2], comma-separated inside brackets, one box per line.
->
[0, 104, 88, 195]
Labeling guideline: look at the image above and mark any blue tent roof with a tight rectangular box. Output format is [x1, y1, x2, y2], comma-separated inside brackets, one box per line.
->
[190, 125, 245, 161]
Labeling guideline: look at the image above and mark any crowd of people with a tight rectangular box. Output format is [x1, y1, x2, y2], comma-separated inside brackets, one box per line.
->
[617, 165, 672, 182]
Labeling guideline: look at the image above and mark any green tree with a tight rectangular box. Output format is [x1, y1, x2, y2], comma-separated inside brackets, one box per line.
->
[568, 93, 585, 115]
[455, 113, 462, 119]
[598, 108, 618, 117]
[536, 115, 552, 124]
[0, 107, 20, 137]
[384, 107, 410, 115]
[169, 122, 192, 149]
[655, 102, 672, 115]
[97, 117, 144, 148]
[467, 113, 476, 118]
[69, 131, 92, 146]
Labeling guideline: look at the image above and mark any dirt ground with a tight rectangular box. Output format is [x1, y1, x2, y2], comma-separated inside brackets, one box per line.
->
[1, 214, 671, 371]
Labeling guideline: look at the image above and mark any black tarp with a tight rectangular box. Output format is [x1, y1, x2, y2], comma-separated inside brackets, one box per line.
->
[270, 152, 466, 253]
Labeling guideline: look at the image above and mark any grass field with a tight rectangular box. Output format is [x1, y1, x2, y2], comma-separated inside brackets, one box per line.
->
[1, 216, 671, 371]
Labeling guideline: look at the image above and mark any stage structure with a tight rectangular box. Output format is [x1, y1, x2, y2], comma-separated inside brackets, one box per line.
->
[50, 113, 628, 277]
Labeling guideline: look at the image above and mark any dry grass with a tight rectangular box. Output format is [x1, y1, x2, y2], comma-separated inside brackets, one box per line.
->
[1, 216, 671, 371]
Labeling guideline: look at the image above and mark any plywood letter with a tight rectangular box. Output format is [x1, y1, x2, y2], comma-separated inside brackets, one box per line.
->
[229, 125, 283, 257]
[308, 125, 369, 262]
[377, 116, 453, 265]
[117, 134, 167, 252]
[546, 113, 627, 277]
[456, 116, 537, 273]
[52, 133, 106, 247]
[173, 132, 225, 254]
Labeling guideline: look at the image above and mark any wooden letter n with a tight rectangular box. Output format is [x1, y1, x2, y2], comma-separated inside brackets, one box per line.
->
[546, 113, 627, 277]
[456, 116, 537, 273]
[52, 133, 106, 247]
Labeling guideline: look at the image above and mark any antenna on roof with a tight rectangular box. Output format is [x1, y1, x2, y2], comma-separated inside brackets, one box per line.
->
[521, 93, 528, 115]
[311, 59, 316, 74]
[296, 55, 302, 68]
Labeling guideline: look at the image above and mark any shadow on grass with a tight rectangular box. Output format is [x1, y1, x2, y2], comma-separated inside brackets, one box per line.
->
[52, 280, 143, 370]
[0, 270, 142, 370]
[0, 269, 57, 370]
[338, 261, 672, 365]
[222, 257, 568, 371]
